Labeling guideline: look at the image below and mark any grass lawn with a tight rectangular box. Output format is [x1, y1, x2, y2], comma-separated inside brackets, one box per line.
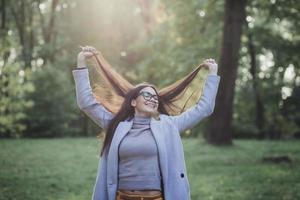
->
[0, 138, 299, 200]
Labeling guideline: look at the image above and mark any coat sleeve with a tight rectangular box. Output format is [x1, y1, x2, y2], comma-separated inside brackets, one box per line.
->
[72, 68, 114, 130]
[169, 74, 221, 133]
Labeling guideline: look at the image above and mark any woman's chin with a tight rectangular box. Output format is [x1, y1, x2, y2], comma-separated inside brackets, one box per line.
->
[142, 109, 157, 115]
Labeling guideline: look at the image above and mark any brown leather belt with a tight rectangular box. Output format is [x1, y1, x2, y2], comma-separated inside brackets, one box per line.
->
[116, 190, 164, 200]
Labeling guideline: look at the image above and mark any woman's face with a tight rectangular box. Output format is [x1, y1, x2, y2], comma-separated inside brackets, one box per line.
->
[131, 86, 159, 117]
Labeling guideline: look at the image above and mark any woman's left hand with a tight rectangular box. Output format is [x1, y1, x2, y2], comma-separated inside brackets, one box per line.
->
[203, 58, 218, 75]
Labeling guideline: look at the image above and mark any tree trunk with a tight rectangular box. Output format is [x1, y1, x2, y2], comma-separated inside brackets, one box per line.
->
[206, 0, 247, 145]
[1, 0, 10, 137]
[10, 0, 34, 69]
[37, 0, 59, 64]
[247, 32, 266, 138]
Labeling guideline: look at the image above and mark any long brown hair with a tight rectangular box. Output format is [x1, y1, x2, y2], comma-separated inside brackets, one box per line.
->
[88, 52, 208, 156]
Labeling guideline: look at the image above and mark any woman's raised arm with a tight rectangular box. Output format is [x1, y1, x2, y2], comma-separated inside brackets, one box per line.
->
[169, 58, 220, 133]
[73, 46, 114, 130]
[169, 74, 220, 133]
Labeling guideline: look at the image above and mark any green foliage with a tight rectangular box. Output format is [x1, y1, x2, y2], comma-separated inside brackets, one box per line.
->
[130, 0, 224, 87]
[232, 0, 300, 138]
[23, 64, 80, 137]
[0, 64, 34, 138]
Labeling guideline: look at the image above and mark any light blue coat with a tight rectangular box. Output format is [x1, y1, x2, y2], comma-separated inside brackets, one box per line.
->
[72, 68, 220, 200]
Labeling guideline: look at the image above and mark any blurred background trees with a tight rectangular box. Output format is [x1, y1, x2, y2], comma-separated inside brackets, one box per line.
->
[0, 0, 299, 143]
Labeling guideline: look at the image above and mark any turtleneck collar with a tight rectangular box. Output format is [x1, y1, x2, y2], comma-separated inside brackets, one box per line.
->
[133, 113, 151, 124]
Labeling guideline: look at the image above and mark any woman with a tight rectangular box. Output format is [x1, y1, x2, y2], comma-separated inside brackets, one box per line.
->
[73, 46, 220, 200]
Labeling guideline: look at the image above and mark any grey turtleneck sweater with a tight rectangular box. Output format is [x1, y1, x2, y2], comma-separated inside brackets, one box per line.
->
[118, 115, 162, 191]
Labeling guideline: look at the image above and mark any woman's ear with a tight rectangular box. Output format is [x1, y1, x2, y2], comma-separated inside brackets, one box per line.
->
[131, 99, 136, 107]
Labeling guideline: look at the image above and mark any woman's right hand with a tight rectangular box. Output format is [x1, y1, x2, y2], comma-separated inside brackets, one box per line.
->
[77, 45, 99, 67]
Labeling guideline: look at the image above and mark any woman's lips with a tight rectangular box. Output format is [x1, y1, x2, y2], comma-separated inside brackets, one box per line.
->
[145, 102, 157, 108]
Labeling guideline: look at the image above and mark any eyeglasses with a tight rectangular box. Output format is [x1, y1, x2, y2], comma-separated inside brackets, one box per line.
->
[138, 91, 158, 101]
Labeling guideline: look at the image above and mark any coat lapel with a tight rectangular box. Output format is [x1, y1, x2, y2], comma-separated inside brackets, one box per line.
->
[106, 119, 133, 198]
[150, 117, 168, 193]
